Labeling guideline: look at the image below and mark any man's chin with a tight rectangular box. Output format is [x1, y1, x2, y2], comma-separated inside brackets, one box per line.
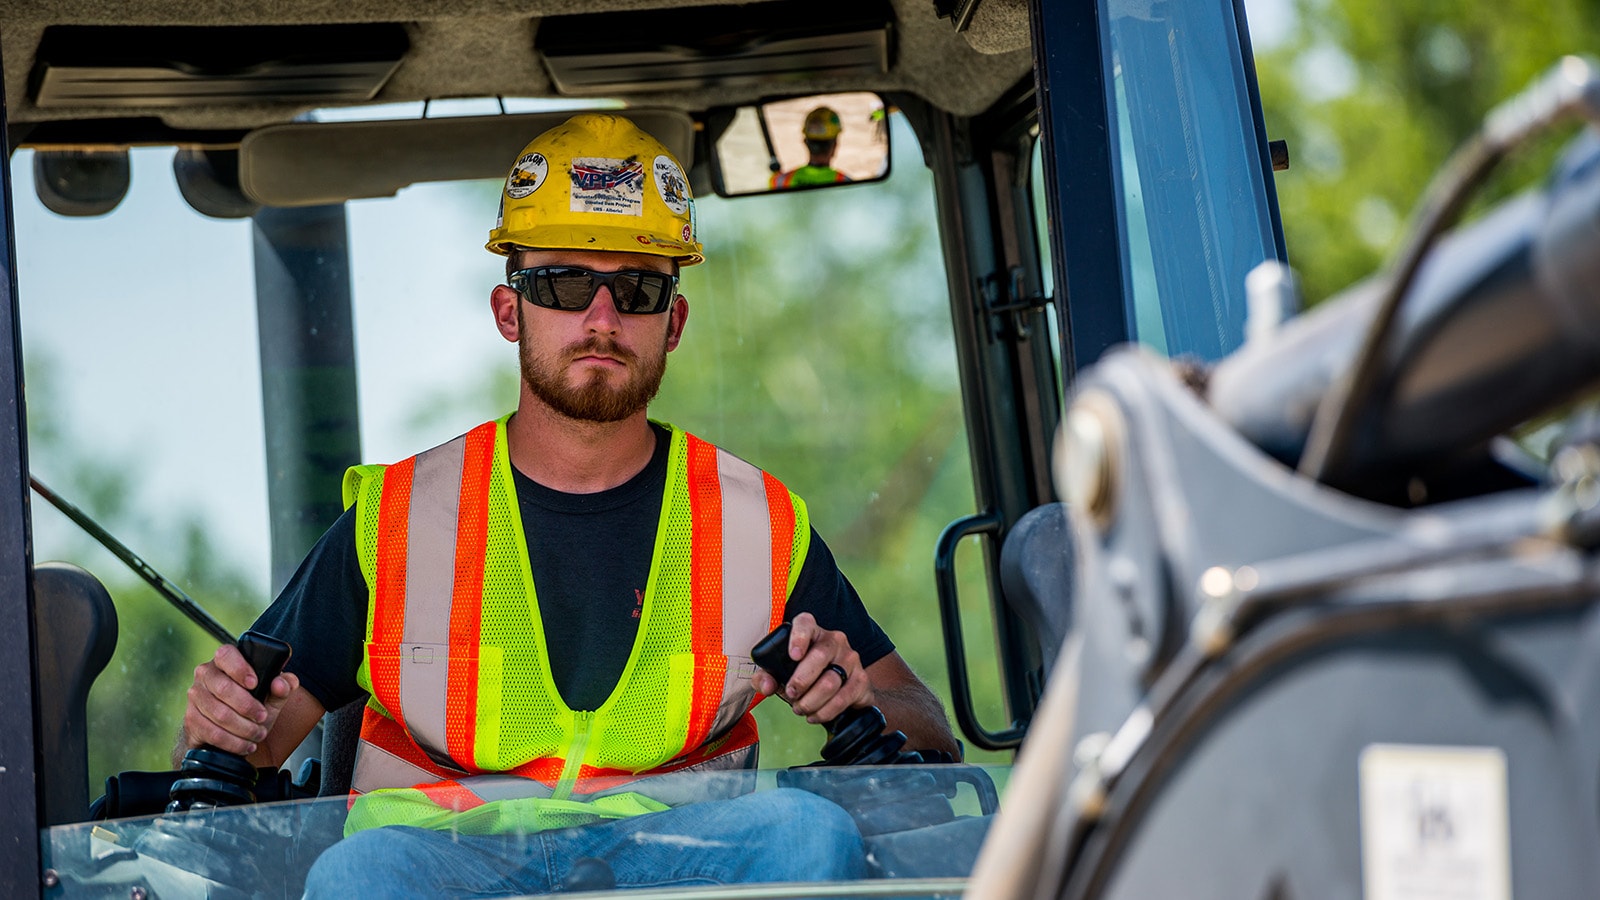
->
[533, 382, 646, 423]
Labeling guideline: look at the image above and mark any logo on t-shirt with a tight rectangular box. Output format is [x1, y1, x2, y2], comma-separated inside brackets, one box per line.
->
[632, 588, 644, 619]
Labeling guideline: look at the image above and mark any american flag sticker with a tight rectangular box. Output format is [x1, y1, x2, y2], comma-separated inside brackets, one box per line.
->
[569, 157, 645, 216]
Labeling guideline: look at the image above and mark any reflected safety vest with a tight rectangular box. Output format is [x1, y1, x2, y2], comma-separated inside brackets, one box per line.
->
[770, 165, 851, 188]
[339, 418, 809, 834]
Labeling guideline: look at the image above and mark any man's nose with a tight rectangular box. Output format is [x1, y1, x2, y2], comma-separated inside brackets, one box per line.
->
[584, 287, 623, 332]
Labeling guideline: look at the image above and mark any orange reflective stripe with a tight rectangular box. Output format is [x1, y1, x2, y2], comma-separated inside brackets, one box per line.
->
[371, 456, 415, 729]
[762, 472, 793, 634]
[421, 780, 487, 812]
[357, 706, 462, 784]
[446, 421, 496, 770]
[506, 756, 568, 786]
[684, 435, 724, 754]
[686, 435, 722, 656]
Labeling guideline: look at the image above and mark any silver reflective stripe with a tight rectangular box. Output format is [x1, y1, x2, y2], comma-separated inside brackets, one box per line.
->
[712, 448, 775, 737]
[352, 736, 464, 795]
[400, 435, 466, 768]
[455, 774, 558, 803]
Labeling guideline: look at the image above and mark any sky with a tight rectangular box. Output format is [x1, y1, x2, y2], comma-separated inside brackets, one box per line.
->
[15, 0, 1295, 603]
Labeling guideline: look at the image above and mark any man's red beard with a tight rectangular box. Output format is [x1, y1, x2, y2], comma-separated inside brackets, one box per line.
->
[517, 307, 668, 423]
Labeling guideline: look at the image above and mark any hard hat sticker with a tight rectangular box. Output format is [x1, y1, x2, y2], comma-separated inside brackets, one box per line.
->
[505, 152, 549, 200]
[570, 157, 645, 216]
[653, 156, 690, 215]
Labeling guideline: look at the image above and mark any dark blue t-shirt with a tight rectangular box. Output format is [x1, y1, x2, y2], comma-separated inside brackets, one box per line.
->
[252, 424, 892, 712]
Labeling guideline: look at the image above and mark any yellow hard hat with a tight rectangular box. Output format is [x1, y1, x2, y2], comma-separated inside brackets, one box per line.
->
[487, 113, 704, 266]
[802, 107, 843, 141]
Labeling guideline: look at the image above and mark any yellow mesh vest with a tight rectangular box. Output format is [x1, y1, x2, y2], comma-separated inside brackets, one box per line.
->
[342, 418, 809, 833]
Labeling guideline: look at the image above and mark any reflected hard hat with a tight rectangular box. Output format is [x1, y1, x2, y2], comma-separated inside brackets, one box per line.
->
[487, 113, 703, 266]
[803, 107, 843, 141]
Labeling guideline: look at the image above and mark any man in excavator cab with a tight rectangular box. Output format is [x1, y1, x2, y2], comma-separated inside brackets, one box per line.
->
[176, 112, 959, 897]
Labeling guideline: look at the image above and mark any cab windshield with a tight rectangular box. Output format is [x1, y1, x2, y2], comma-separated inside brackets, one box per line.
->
[19, 109, 1011, 895]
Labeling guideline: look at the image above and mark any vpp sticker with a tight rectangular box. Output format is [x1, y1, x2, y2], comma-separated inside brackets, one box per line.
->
[569, 157, 645, 216]
[653, 155, 690, 215]
[505, 152, 549, 200]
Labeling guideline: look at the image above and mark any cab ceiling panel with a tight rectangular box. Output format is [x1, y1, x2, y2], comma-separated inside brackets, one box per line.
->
[31, 24, 409, 108]
[538, 0, 891, 95]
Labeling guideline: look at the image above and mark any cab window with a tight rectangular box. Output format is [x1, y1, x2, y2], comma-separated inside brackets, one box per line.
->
[16, 108, 1009, 797]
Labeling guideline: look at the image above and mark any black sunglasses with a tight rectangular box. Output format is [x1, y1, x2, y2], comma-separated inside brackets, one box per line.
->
[507, 266, 679, 316]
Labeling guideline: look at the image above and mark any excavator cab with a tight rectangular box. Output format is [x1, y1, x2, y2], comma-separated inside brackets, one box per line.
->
[13, 0, 1533, 898]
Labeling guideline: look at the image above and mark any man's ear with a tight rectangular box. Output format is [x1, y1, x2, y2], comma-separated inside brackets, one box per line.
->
[491, 284, 521, 343]
[665, 294, 689, 352]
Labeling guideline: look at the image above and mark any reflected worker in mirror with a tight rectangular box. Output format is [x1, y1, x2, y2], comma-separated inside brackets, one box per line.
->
[771, 106, 853, 188]
[175, 113, 958, 898]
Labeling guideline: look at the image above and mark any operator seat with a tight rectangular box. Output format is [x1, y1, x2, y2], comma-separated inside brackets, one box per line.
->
[318, 698, 364, 797]
[34, 562, 118, 825]
[997, 502, 1075, 676]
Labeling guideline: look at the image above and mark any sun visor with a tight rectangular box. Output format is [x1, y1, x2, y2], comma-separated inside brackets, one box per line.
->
[237, 109, 696, 207]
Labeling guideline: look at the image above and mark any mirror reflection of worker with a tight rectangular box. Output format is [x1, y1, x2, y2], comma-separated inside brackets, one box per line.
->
[175, 113, 959, 898]
[771, 106, 853, 188]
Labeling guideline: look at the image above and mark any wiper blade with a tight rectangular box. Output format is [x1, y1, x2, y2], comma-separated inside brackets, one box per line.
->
[30, 476, 236, 645]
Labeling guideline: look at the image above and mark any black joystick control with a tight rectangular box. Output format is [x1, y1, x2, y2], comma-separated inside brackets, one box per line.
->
[751, 622, 935, 766]
[167, 631, 292, 812]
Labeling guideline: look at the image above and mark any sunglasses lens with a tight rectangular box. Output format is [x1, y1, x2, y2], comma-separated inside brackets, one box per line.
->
[613, 273, 673, 314]
[536, 271, 598, 310]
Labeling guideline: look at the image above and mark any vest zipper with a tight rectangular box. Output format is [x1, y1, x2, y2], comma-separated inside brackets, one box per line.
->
[552, 711, 593, 802]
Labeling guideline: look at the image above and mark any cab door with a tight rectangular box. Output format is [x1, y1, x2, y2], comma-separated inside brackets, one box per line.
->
[1033, 0, 1286, 368]
[0, 50, 46, 899]
[929, 0, 1287, 755]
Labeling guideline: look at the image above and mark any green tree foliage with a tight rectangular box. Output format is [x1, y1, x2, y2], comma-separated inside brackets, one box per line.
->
[1254, 0, 1600, 304]
[27, 351, 262, 796]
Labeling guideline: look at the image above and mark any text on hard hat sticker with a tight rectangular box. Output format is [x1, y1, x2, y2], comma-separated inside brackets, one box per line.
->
[653, 156, 691, 214]
[570, 157, 645, 216]
[505, 152, 549, 200]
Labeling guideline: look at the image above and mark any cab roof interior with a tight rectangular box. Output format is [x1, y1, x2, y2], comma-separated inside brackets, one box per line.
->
[0, 0, 1035, 146]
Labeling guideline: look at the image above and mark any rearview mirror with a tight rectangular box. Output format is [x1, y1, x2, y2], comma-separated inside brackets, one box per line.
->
[710, 92, 890, 197]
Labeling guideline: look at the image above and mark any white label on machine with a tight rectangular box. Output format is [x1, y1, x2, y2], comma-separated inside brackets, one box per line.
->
[1359, 744, 1511, 900]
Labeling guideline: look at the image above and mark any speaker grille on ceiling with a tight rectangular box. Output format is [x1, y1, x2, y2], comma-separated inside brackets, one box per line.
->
[31, 24, 409, 109]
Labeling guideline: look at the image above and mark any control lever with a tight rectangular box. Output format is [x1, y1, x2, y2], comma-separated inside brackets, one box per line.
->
[167, 631, 292, 812]
[752, 623, 938, 766]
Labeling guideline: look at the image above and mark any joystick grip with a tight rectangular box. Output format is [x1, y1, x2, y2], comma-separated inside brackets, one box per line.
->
[167, 632, 294, 812]
[237, 631, 291, 703]
[751, 622, 799, 687]
[750, 623, 915, 767]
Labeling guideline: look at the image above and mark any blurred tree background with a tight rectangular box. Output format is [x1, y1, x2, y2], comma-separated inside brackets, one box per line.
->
[28, 350, 263, 792]
[1252, 0, 1600, 305]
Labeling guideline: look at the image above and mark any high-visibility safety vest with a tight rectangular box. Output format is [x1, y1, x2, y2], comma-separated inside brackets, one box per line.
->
[338, 418, 809, 835]
[770, 165, 851, 188]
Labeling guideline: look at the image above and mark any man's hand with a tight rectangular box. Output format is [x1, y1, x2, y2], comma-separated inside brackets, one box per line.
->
[179, 643, 300, 763]
[751, 612, 873, 724]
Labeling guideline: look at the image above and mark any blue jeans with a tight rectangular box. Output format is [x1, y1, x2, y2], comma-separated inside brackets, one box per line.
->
[302, 788, 865, 899]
